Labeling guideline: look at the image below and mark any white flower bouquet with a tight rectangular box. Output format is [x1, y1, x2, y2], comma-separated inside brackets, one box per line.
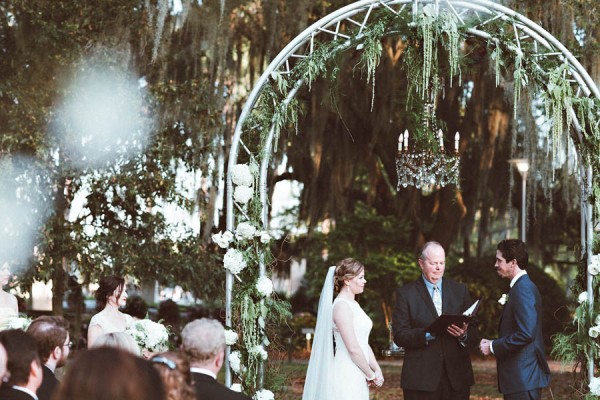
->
[253, 389, 275, 400]
[5, 316, 32, 331]
[126, 319, 170, 353]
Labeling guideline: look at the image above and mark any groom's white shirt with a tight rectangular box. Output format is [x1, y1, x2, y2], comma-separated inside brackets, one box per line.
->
[191, 367, 216, 380]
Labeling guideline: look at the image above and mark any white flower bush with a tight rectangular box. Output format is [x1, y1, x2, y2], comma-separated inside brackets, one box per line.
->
[236, 222, 257, 240]
[229, 350, 242, 374]
[589, 254, 600, 275]
[498, 294, 508, 305]
[578, 291, 589, 304]
[590, 376, 600, 396]
[231, 164, 254, 187]
[224, 249, 247, 275]
[256, 276, 274, 297]
[234, 185, 254, 204]
[253, 389, 275, 400]
[258, 231, 271, 244]
[212, 230, 234, 249]
[250, 345, 268, 361]
[230, 383, 243, 392]
[126, 319, 169, 353]
[589, 325, 600, 339]
[225, 329, 238, 346]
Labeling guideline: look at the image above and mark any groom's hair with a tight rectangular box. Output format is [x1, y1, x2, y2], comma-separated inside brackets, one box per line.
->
[497, 239, 528, 269]
[181, 318, 225, 363]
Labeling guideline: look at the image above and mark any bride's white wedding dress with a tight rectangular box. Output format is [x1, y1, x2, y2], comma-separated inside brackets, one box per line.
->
[331, 298, 373, 399]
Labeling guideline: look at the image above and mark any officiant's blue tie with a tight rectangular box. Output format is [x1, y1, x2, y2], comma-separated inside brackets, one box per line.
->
[433, 285, 442, 316]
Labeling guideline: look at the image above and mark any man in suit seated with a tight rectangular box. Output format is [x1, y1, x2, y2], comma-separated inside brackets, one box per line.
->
[26, 316, 71, 400]
[181, 318, 250, 400]
[0, 330, 42, 400]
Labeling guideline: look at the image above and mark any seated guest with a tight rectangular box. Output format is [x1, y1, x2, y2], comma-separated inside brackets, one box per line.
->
[151, 352, 195, 400]
[26, 316, 70, 400]
[91, 332, 141, 356]
[0, 329, 43, 400]
[181, 319, 250, 400]
[52, 347, 165, 400]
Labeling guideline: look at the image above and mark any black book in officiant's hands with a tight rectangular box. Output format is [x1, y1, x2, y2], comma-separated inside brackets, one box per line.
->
[425, 300, 480, 336]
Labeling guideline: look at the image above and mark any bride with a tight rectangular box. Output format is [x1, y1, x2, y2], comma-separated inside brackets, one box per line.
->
[87, 275, 133, 347]
[0, 262, 18, 329]
[303, 258, 384, 400]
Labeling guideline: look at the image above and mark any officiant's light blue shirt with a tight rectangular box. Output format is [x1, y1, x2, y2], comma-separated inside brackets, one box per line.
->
[422, 275, 442, 341]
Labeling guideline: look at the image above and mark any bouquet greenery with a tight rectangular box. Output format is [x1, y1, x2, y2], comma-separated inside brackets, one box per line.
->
[126, 319, 170, 353]
[5, 316, 32, 331]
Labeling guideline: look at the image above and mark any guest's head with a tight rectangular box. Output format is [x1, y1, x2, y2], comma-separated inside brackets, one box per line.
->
[334, 258, 365, 293]
[0, 342, 7, 387]
[150, 352, 195, 400]
[124, 295, 148, 320]
[95, 275, 127, 309]
[53, 347, 165, 400]
[181, 318, 224, 373]
[26, 315, 70, 370]
[91, 332, 141, 356]
[0, 329, 42, 392]
[418, 241, 446, 285]
[496, 239, 528, 280]
[157, 299, 180, 325]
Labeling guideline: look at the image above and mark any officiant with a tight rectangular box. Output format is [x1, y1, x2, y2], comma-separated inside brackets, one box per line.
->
[392, 241, 479, 400]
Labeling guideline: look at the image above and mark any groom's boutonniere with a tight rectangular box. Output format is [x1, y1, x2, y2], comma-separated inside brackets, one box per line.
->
[498, 293, 509, 306]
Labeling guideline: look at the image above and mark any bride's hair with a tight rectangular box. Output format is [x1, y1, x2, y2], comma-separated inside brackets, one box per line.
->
[333, 258, 364, 292]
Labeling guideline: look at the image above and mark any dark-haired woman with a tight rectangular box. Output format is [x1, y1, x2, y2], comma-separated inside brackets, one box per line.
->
[87, 275, 133, 347]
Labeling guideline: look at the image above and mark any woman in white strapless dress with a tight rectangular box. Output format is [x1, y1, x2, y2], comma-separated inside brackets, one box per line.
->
[303, 258, 384, 400]
[87, 276, 133, 347]
[0, 263, 18, 330]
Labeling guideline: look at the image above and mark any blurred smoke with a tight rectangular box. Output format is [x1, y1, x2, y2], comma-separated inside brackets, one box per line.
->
[52, 63, 154, 170]
[0, 156, 50, 274]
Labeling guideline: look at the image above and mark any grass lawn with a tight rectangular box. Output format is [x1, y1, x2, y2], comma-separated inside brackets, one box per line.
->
[268, 357, 577, 399]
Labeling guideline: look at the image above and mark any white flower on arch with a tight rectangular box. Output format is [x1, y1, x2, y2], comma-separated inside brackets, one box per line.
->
[212, 231, 234, 249]
[256, 276, 274, 297]
[229, 350, 242, 374]
[234, 185, 254, 204]
[224, 249, 247, 275]
[231, 164, 254, 187]
[236, 222, 257, 240]
[253, 389, 274, 400]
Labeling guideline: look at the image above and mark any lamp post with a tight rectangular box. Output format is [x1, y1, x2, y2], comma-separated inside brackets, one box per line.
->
[509, 159, 529, 242]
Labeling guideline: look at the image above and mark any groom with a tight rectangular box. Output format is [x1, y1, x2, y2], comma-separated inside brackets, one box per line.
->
[479, 239, 550, 399]
[393, 241, 477, 400]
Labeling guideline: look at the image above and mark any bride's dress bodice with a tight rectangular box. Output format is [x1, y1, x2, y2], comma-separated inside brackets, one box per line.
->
[89, 309, 134, 334]
[332, 298, 373, 399]
[0, 307, 17, 330]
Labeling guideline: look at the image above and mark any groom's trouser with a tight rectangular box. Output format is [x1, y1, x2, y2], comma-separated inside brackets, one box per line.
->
[403, 364, 469, 400]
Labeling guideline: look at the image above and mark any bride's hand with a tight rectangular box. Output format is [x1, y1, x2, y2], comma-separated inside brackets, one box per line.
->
[373, 373, 384, 387]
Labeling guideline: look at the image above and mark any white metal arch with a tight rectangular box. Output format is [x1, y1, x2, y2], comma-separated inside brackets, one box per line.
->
[225, 0, 598, 386]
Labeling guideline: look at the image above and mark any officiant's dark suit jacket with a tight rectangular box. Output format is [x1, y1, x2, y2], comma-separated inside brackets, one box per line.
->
[191, 372, 251, 400]
[492, 274, 550, 395]
[392, 277, 477, 393]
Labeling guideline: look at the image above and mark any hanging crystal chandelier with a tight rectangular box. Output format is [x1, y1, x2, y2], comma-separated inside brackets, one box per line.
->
[395, 91, 461, 190]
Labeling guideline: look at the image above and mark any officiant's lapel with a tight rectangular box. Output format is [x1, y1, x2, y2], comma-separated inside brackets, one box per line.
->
[416, 278, 439, 319]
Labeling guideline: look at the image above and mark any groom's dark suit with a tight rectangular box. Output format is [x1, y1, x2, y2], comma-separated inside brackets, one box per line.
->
[393, 277, 477, 398]
[492, 274, 550, 397]
[191, 372, 251, 400]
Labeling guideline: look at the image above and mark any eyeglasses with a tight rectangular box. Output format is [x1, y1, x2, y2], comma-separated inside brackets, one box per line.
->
[151, 356, 176, 370]
[63, 341, 73, 349]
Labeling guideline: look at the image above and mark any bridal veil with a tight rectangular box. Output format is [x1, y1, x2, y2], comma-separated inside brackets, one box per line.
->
[302, 266, 335, 400]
